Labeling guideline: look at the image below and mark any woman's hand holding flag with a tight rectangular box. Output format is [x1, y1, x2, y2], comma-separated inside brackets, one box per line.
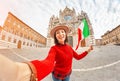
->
[87, 45, 93, 53]
[75, 18, 90, 50]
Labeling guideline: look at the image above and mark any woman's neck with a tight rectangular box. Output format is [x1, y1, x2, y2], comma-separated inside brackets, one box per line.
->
[57, 42, 66, 45]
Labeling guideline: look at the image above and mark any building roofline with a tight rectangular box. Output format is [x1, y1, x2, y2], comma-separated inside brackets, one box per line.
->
[8, 12, 46, 38]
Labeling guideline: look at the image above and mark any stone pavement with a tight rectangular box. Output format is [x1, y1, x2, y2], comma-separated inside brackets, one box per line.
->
[0, 45, 120, 81]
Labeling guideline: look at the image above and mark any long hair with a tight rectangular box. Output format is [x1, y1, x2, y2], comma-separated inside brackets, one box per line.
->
[53, 31, 68, 45]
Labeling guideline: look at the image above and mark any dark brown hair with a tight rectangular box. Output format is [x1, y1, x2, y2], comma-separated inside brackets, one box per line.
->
[53, 30, 68, 45]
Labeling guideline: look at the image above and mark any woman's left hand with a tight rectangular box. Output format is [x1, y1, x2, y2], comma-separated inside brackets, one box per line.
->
[87, 45, 93, 53]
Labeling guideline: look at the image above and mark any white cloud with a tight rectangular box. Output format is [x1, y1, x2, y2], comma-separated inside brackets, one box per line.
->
[0, 0, 120, 39]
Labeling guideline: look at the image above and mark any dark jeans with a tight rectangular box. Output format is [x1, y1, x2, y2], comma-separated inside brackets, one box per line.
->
[52, 73, 70, 81]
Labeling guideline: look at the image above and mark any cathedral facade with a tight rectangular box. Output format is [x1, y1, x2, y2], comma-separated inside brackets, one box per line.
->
[47, 7, 95, 47]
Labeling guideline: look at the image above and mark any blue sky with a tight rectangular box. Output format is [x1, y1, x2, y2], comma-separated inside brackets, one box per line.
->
[0, 0, 120, 39]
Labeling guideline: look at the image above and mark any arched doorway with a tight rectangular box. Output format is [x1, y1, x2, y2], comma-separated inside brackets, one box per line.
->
[17, 40, 22, 49]
[81, 39, 86, 47]
[68, 36, 73, 47]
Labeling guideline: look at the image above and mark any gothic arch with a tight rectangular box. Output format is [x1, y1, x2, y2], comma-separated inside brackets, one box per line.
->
[81, 39, 86, 47]
[68, 36, 73, 47]
[17, 40, 22, 49]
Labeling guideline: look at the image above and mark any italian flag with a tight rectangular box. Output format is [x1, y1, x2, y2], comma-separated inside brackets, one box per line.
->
[75, 18, 90, 50]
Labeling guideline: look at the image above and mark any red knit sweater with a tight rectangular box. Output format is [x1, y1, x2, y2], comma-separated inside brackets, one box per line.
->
[31, 44, 88, 81]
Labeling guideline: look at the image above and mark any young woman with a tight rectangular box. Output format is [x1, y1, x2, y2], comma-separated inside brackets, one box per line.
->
[0, 25, 93, 81]
[49, 25, 93, 81]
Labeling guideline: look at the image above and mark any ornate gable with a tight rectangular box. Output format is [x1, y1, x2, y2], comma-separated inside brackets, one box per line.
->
[47, 7, 95, 47]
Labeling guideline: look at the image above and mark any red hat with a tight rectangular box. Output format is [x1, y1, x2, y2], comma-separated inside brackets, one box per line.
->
[50, 25, 69, 38]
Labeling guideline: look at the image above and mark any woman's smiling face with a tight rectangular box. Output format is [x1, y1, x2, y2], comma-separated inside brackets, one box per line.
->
[55, 29, 66, 44]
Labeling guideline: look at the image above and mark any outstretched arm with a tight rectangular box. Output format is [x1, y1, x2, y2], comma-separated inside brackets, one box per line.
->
[0, 54, 31, 81]
[30, 47, 56, 81]
[0, 54, 18, 81]
[73, 45, 93, 60]
[0, 47, 56, 81]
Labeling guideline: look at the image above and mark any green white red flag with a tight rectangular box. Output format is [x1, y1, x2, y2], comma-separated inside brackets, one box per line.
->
[75, 18, 90, 50]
